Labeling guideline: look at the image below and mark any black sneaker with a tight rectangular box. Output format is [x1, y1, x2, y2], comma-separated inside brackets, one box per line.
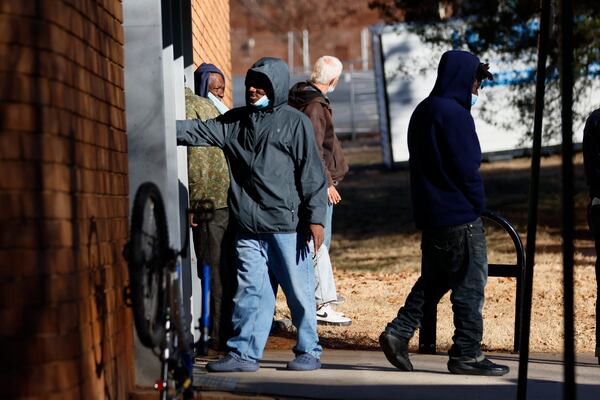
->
[379, 331, 413, 371]
[447, 357, 509, 376]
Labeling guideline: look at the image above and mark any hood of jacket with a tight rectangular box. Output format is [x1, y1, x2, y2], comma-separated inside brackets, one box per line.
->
[430, 50, 480, 110]
[245, 57, 290, 109]
[288, 81, 330, 109]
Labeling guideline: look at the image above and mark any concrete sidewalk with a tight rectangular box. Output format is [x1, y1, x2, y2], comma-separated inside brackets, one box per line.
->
[193, 350, 600, 400]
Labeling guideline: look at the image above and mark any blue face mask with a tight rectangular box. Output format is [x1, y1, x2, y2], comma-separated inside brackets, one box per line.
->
[471, 94, 478, 107]
[327, 85, 336, 94]
[207, 92, 230, 115]
[252, 95, 270, 109]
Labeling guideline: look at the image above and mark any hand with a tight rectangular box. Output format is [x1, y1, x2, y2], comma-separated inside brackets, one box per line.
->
[188, 212, 198, 227]
[308, 223, 324, 253]
[327, 185, 341, 205]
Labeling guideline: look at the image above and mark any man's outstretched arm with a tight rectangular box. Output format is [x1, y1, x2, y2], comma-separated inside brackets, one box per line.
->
[176, 118, 227, 148]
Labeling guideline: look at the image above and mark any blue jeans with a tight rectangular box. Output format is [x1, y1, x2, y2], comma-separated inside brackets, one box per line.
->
[314, 202, 337, 305]
[385, 218, 488, 360]
[314, 244, 337, 304]
[324, 201, 333, 249]
[227, 232, 322, 361]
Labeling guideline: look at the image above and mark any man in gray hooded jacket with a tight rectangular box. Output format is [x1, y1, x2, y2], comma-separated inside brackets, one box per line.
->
[177, 57, 327, 372]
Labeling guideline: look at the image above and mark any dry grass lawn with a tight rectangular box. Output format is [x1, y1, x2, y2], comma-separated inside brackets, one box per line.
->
[273, 148, 598, 355]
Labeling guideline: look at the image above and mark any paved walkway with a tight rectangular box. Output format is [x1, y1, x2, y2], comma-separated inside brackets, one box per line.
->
[193, 350, 600, 400]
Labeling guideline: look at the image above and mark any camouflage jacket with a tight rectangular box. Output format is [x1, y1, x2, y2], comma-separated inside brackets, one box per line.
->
[185, 87, 230, 210]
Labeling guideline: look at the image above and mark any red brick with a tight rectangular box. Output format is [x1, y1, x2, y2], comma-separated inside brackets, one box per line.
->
[0, 0, 231, 398]
[42, 162, 72, 192]
[0, 247, 76, 278]
[0, 358, 80, 396]
[2, 103, 37, 132]
[0, 131, 22, 160]
[0, 248, 37, 277]
[0, 270, 81, 306]
[0, 190, 72, 220]
[0, 1, 36, 16]
[0, 302, 79, 336]
[0, 161, 38, 190]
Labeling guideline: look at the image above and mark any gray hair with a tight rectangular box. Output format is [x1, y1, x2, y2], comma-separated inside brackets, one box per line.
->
[310, 56, 343, 85]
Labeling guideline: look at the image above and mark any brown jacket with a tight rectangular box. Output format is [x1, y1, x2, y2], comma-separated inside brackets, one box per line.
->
[288, 81, 349, 186]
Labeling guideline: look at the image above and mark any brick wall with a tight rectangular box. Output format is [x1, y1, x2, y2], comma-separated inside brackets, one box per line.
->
[191, 0, 233, 106]
[0, 1, 132, 399]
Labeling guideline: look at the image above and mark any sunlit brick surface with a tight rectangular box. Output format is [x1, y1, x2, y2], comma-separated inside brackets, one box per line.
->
[0, 1, 132, 399]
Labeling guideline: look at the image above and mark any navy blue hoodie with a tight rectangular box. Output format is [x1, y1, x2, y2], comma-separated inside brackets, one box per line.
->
[408, 50, 485, 230]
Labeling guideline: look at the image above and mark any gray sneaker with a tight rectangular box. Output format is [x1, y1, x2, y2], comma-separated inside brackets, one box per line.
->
[206, 353, 259, 372]
[287, 353, 321, 371]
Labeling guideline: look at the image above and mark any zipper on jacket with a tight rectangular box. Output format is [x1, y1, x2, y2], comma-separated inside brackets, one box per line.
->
[288, 177, 295, 222]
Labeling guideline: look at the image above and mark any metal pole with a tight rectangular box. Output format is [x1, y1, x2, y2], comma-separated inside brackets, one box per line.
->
[361, 27, 369, 71]
[288, 31, 294, 76]
[303, 29, 310, 74]
[560, 0, 576, 398]
[517, 1, 551, 398]
[349, 64, 357, 141]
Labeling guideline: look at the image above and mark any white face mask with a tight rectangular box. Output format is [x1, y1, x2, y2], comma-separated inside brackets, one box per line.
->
[207, 92, 230, 115]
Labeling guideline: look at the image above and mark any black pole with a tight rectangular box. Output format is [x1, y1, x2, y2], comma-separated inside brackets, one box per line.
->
[517, 1, 551, 398]
[181, 0, 194, 69]
[559, 0, 576, 398]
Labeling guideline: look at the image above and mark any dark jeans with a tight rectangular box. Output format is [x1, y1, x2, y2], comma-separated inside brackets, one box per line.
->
[587, 203, 600, 357]
[193, 207, 237, 350]
[385, 218, 488, 360]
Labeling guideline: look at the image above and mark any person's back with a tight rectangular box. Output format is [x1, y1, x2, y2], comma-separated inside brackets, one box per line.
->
[185, 87, 229, 210]
[408, 51, 485, 230]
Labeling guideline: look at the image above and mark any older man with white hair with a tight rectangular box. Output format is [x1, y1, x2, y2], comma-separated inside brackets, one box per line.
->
[289, 55, 351, 326]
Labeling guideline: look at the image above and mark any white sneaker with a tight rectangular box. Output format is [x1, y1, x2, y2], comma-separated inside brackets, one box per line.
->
[316, 304, 352, 326]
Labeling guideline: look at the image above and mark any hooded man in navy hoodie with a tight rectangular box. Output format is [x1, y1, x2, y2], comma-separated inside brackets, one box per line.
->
[379, 50, 509, 376]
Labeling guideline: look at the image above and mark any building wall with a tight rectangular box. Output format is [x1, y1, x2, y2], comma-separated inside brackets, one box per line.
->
[0, 0, 233, 397]
[229, 0, 381, 75]
[191, 0, 233, 106]
[0, 1, 132, 399]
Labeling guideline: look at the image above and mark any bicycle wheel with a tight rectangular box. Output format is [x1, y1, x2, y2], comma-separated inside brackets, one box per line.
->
[167, 270, 194, 396]
[128, 182, 169, 348]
